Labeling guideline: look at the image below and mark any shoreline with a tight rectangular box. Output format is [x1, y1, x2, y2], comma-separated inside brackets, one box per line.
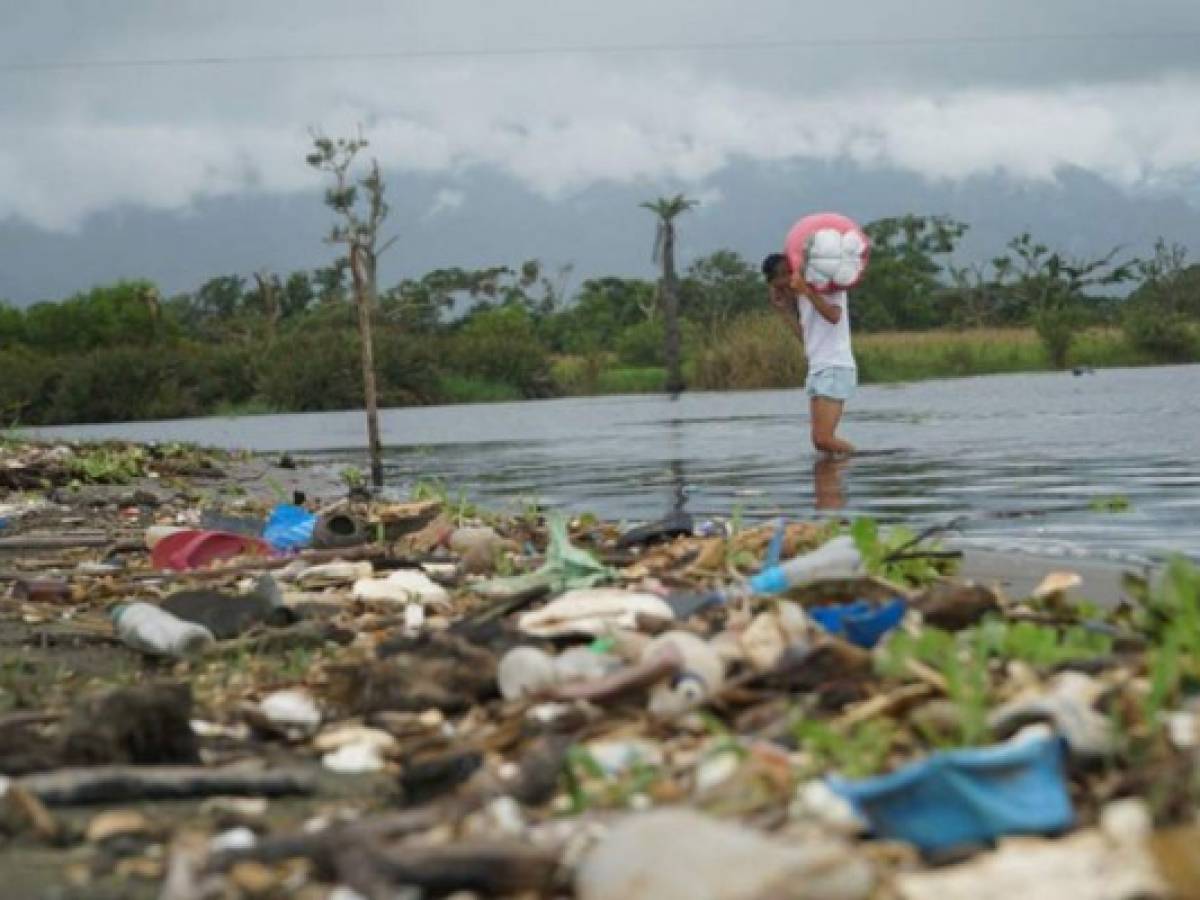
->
[0, 437, 1187, 898]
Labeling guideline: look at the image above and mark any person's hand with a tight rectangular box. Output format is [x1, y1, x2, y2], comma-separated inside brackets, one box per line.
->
[767, 284, 789, 311]
[790, 272, 814, 298]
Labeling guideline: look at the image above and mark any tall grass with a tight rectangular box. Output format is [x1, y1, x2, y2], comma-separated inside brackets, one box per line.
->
[436, 374, 523, 403]
[690, 312, 1144, 390]
[690, 314, 806, 390]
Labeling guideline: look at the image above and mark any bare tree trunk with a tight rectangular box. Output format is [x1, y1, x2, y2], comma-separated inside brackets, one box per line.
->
[661, 223, 684, 394]
[350, 245, 384, 489]
[253, 272, 280, 343]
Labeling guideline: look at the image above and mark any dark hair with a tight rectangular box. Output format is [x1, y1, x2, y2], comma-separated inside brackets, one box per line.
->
[760, 252, 787, 282]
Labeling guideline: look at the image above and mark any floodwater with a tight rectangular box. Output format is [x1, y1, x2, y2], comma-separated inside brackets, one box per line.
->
[36, 365, 1200, 564]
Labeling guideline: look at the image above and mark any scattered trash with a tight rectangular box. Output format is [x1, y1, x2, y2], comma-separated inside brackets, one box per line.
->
[2, 436, 1196, 897]
[12, 577, 73, 603]
[150, 529, 271, 571]
[810, 597, 907, 648]
[312, 511, 370, 550]
[829, 727, 1074, 853]
[518, 587, 674, 637]
[262, 504, 316, 551]
[896, 800, 1163, 899]
[1031, 570, 1084, 602]
[615, 510, 695, 549]
[449, 524, 516, 573]
[112, 602, 216, 657]
[576, 808, 875, 900]
[295, 559, 373, 586]
[642, 631, 725, 717]
[161, 576, 290, 639]
[747, 534, 862, 594]
[988, 671, 1114, 760]
[732, 600, 811, 671]
[497, 644, 625, 700]
[352, 569, 449, 604]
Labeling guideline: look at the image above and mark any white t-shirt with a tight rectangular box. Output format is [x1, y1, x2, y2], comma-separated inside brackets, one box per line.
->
[798, 290, 855, 372]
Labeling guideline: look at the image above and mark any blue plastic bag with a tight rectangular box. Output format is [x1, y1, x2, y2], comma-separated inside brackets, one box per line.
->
[810, 597, 907, 648]
[262, 504, 316, 551]
[828, 729, 1074, 853]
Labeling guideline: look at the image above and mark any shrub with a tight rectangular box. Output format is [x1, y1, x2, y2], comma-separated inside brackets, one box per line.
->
[1033, 307, 1077, 369]
[614, 319, 665, 366]
[448, 305, 552, 396]
[0, 347, 55, 425]
[46, 345, 206, 424]
[375, 327, 442, 405]
[257, 328, 364, 411]
[1122, 305, 1199, 363]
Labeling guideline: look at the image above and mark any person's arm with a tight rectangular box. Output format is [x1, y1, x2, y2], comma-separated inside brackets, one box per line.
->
[768, 286, 804, 343]
[791, 275, 842, 324]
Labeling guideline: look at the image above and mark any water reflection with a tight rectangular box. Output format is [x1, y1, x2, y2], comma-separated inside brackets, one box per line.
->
[34, 366, 1200, 562]
[813, 457, 847, 511]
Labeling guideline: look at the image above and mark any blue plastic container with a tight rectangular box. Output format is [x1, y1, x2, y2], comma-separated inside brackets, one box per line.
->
[810, 597, 907, 648]
[828, 730, 1074, 853]
[262, 504, 317, 551]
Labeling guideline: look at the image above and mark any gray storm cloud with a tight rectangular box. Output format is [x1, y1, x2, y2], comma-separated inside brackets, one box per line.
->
[3, 0, 1199, 230]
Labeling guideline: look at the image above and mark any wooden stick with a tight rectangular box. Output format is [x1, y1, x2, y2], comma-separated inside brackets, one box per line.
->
[335, 840, 559, 897]
[16, 766, 316, 805]
[121, 546, 456, 584]
[0, 534, 115, 550]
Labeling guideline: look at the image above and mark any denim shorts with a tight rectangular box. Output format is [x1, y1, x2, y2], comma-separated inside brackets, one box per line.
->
[805, 366, 857, 401]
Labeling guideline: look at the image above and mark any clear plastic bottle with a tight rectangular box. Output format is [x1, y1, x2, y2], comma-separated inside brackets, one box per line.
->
[747, 534, 862, 595]
[112, 602, 216, 657]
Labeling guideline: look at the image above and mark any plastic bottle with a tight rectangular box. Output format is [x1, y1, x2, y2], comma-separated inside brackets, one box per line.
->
[112, 602, 216, 657]
[746, 534, 862, 595]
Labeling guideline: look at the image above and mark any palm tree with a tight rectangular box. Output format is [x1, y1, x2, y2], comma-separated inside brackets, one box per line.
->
[640, 194, 697, 394]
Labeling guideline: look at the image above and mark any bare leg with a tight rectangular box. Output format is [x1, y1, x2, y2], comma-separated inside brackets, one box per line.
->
[813, 455, 848, 510]
[810, 396, 855, 456]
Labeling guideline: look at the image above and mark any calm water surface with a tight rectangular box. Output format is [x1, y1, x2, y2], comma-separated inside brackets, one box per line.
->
[37, 365, 1200, 564]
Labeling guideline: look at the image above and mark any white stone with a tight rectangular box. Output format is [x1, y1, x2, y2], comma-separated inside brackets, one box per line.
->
[322, 741, 387, 775]
[208, 827, 258, 854]
[497, 646, 558, 700]
[259, 689, 321, 735]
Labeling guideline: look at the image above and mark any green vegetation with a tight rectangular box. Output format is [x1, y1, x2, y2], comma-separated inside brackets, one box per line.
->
[2, 215, 1198, 426]
[877, 627, 994, 747]
[792, 718, 897, 778]
[876, 616, 1115, 750]
[849, 517, 957, 587]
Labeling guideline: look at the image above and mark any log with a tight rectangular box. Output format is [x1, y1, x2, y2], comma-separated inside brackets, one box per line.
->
[124, 546, 456, 584]
[0, 534, 114, 550]
[16, 766, 315, 805]
[335, 840, 560, 897]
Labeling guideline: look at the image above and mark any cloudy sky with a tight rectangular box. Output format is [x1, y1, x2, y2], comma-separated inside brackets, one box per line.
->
[3, 0, 1200, 302]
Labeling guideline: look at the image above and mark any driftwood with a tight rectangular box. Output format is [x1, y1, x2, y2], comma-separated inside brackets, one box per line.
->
[16, 766, 315, 805]
[335, 840, 560, 898]
[0, 533, 116, 550]
[207, 735, 573, 879]
[124, 545, 456, 584]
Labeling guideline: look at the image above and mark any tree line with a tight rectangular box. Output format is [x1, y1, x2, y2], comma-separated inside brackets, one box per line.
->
[2, 215, 1198, 427]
